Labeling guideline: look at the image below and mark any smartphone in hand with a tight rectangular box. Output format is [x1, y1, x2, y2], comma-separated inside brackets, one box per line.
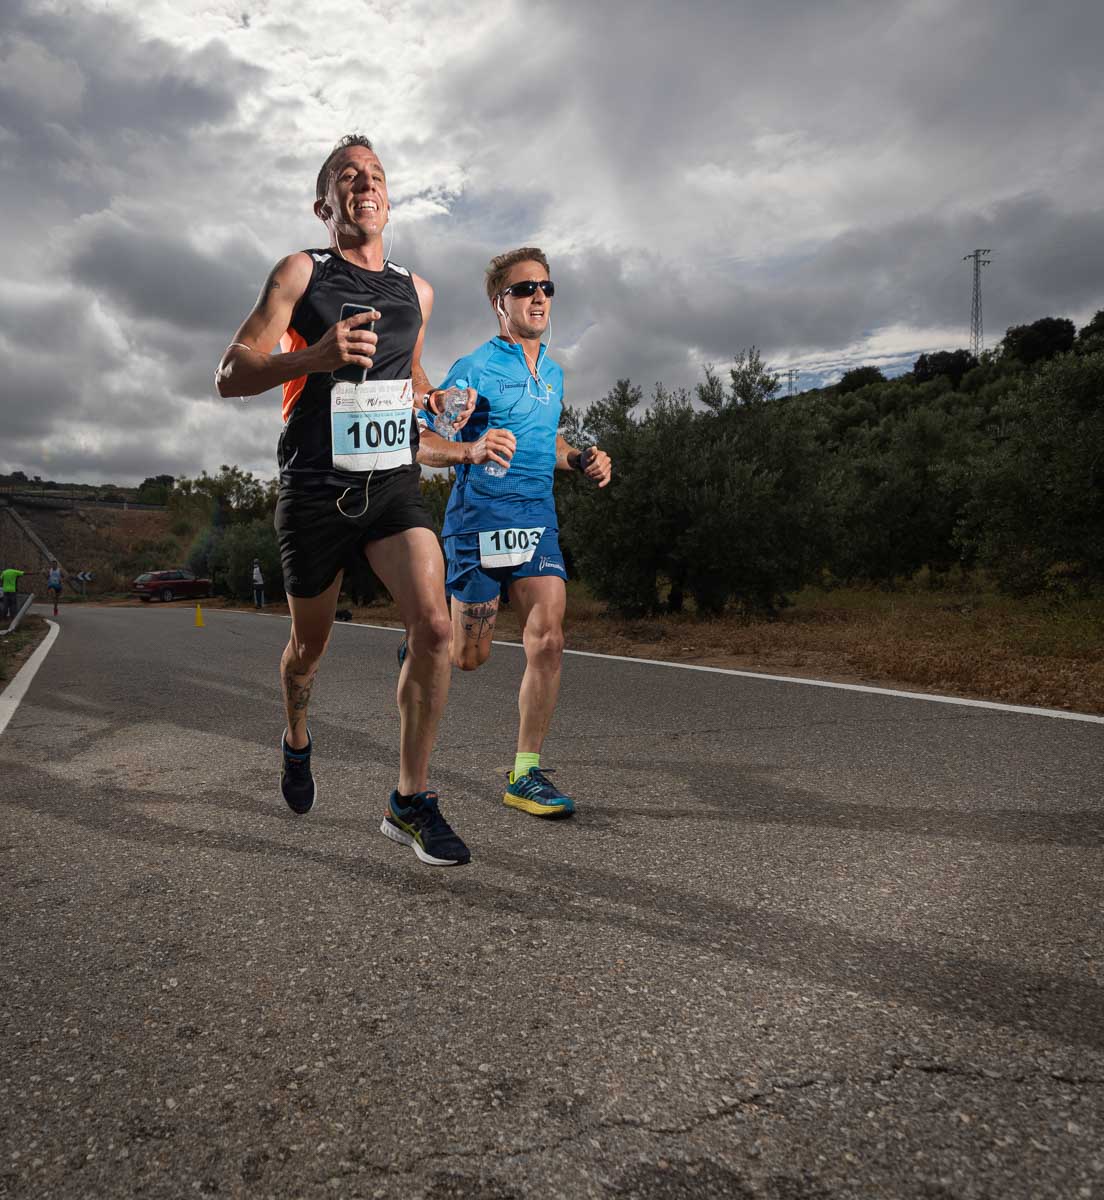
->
[333, 302, 377, 383]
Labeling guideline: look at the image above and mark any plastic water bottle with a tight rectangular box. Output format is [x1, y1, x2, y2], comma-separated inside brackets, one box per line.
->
[484, 385, 509, 477]
[434, 378, 468, 438]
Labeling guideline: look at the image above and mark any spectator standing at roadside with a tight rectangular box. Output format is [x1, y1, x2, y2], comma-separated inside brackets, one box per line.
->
[2, 566, 25, 621]
[252, 560, 265, 609]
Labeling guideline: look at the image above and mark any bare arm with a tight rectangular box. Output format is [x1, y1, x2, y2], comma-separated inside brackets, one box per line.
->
[417, 426, 516, 471]
[417, 428, 472, 469]
[410, 272, 435, 404]
[215, 253, 378, 397]
[556, 434, 612, 487]
[555, 434, 579, 471]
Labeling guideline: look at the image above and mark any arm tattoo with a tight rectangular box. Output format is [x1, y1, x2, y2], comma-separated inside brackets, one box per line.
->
[258, 268, 282, 307]
[460, 601, 498, 643]
[416, 442, 456, 468]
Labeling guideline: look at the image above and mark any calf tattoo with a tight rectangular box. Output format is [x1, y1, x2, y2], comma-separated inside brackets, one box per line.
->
[282, 665, 316, 723]
[460, 601, 498, 643]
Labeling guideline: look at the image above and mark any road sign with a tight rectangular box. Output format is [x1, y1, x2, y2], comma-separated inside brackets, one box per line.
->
[75, 571, 95, 582]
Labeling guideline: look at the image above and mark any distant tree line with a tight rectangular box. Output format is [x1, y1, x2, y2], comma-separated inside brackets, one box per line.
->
[178, 308, 1102, 614]
[554, 310, 1104, 614]
[40, 306, 1100, 614]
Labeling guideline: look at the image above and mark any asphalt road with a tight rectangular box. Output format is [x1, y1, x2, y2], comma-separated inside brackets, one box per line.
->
[1, 603, 1102, 1200]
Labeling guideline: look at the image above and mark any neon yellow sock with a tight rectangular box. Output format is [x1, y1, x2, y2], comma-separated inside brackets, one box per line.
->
[511, 752, 541, 783]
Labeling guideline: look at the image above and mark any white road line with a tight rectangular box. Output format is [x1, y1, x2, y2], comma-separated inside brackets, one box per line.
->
[329, 617, 1104, 726]
[0, 620, 60, 737]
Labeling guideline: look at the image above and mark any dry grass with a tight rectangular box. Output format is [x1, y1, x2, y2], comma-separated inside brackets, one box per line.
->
[337, 582, 1104, 716]
[0, 614, 49, 685]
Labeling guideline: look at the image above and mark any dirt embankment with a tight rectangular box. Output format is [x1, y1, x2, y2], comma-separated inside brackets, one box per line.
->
[1, 502, 178, 593]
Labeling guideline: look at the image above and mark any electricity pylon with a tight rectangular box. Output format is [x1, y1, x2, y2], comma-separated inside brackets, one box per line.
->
[963, 249, 992, 357]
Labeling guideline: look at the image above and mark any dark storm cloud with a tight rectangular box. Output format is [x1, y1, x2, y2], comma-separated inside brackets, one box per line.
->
[3, 431, 210, 487]
[414, 0, 1104, 386]
[0, 287, 120, 373]
[68, 214, 270, 334]
[3, 0, 1103, 482]
[0, 357, 83, 441]
[0, 4, 261, 256]
[383, 191, 1104, 416]
[1, 0, 256, 138]
[0, 0, 274, 481]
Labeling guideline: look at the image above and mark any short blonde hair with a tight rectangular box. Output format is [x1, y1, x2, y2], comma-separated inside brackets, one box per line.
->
[485, 247, 550, 304]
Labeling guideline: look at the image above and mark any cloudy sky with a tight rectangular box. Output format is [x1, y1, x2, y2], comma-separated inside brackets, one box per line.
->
[2, 0, 1102, 485]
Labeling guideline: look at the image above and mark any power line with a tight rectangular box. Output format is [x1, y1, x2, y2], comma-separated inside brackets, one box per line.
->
[963, 249, 993, 357]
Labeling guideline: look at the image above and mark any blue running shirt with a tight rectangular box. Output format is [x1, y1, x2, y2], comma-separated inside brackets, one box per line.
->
[438, 337, 563, 537]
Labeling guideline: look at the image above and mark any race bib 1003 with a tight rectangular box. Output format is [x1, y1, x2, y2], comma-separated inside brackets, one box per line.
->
[478, 526, 545, 569]
[331, 378, 415, 473]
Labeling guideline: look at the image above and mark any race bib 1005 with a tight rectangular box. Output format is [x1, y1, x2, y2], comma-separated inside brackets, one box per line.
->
[478, 526, 545, 569]
[331, 378, 415, 473]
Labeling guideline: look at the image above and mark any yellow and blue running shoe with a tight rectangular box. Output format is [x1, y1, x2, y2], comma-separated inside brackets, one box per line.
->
[503, 767, 575, 818]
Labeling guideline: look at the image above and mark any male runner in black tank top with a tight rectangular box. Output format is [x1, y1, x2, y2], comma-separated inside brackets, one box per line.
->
[216, 134, 481, 866]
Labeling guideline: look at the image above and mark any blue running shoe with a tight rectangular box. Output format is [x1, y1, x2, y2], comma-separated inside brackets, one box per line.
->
[281, 732, 316, 815]
[380, 790, 471, 866]
[397, 636, 408, 667]
[503, 767, 574, 818]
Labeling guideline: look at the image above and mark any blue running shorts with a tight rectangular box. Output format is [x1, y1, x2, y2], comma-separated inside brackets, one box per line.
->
[444, 527, 567, 604]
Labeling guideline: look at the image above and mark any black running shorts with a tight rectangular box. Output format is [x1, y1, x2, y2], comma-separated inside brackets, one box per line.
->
[274, 467, 436, 598]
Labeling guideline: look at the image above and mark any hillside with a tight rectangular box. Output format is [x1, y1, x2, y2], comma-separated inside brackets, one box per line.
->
[0, 500, 181, 594]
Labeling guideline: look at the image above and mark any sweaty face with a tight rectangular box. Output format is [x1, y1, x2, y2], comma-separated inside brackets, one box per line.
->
[324, 146, 389, 237]
[499, 260, 552, 340]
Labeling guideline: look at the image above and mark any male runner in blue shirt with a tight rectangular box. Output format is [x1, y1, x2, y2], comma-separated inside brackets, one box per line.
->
[417, 247, 612, 817]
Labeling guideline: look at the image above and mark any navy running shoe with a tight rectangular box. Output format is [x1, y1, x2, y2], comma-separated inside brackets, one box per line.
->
[380, 790, 471, 866]
[397, 636, 408, 667]
[280, 733, 316, 815]
[503, 767, 575, 817]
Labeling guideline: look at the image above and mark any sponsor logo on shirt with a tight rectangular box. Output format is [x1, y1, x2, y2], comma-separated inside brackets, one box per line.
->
[311, 253, 332, 263]
[538, 557, 565, 574]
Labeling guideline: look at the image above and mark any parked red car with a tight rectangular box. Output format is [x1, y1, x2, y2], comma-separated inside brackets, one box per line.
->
[132, 569, 211, 602]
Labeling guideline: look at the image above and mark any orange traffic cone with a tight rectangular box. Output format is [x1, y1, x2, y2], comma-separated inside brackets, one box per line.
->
[195, 604, 205, 628]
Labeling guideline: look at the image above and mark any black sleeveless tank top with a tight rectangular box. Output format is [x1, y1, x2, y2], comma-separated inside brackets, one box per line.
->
[279, 251, 423, 485]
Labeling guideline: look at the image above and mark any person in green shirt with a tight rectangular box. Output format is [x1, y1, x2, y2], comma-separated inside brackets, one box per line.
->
[2, 567, 25, 621]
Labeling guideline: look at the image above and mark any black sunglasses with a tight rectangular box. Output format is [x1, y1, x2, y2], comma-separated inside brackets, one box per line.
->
[501, 279, 555, 299]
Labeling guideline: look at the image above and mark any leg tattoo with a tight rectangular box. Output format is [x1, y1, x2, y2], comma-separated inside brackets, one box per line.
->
[281, 661, 317, 743]
[286, 673, 314, 714]
[460, 600, 498, 644]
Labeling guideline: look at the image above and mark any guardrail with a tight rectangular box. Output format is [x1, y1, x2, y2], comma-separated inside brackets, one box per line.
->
[1, 592, 36, 637]
[0, 491, 166, 511]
